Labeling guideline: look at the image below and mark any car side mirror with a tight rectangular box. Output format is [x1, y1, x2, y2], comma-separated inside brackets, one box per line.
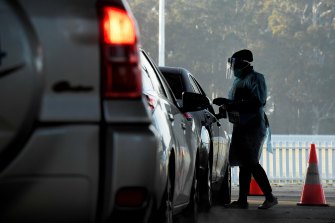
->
[213, 97, 231, 106]
[182, 92, 210, 112]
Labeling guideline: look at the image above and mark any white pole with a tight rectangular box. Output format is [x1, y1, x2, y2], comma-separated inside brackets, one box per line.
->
[158, 0, 165, 66]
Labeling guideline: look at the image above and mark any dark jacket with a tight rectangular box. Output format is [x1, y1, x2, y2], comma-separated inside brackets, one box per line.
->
[227, 67, 267, 166]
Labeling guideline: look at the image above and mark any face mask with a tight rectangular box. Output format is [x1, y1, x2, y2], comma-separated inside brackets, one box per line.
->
[233, 69, 244, 78]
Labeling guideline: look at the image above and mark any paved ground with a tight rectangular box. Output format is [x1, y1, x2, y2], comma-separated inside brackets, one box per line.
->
[196, 184, 335, 223]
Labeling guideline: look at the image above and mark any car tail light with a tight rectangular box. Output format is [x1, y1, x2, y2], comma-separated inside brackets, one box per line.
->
[98, 5, 142, 99]
[115, 187, 147, 207]
[102, 7, 136, 45]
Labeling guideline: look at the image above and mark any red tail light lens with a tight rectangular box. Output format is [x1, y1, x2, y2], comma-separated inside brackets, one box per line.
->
[103, 7, 136, 45]
[99, 6, 142, 99]
[115, 187, 147, 207]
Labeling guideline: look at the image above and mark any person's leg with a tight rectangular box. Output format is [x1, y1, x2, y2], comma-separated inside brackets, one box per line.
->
[250, 163, 278, 209]
[250, 163, 272, 198]
[226, 166, 250, 208]
[238, 165, 252, 203]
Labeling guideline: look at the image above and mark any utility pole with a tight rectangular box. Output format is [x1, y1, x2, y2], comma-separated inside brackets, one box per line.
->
[158, 0, 165, 66]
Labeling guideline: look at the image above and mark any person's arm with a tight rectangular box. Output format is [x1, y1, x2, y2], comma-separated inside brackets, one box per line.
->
[225, 97, 262, 113]
[213, 96, 261, 113]
[228, 73, 267, 113]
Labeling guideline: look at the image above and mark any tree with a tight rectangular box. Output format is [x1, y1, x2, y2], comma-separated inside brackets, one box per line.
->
[129, 0, 335, 134]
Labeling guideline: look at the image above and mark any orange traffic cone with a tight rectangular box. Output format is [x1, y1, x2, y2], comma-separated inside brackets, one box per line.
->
[297, 144, 329, 206]
[249, 175, 263, 196]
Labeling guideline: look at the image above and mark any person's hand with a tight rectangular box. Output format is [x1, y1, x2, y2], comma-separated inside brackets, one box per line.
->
[215, 105, 227, 119]
[219, 104, 226, 112]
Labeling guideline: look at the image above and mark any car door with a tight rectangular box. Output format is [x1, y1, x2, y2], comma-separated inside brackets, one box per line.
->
[140, 51, 194, 205]
[189, 75, 230, 181]
[187, 74, 212, 133]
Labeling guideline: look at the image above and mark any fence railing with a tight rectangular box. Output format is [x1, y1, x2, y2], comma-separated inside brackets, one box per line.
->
[231, 135, 335, 185]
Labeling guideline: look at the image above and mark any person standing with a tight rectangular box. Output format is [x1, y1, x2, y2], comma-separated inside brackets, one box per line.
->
[214, 49, 277, 209]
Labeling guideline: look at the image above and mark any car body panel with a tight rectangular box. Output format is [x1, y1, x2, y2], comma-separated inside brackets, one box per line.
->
[212, 133, 230, 180]
[102, 124, 159, 217]
[18, 0, 101, 122]
[0, 126, 99, 223]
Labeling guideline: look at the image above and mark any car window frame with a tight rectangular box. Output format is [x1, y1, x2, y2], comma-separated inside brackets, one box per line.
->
[140, 50, 181, 107]
[189, 74, 207, 96]
[188, 74, 202, 95]
[189, 73, 217, 115]
[141, 52, 166, 97]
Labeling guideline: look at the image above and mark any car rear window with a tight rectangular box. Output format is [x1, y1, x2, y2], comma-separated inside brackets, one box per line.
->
[163, 73, 184, 99]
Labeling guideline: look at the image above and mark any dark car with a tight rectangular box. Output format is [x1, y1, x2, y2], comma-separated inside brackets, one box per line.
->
[141, 50, 213, 222]
[159, 66, 232, 210]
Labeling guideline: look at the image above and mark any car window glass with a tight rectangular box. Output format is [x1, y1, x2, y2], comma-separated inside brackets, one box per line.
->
[164, 73, 184, 99]
[190, 75, 214, 113]
[188, 75, 202, 94]
[190, 76, 207, 96]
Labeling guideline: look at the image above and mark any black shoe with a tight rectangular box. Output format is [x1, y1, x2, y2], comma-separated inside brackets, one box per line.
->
[225, 200, 249, 209]
[258, 197, 278, 209]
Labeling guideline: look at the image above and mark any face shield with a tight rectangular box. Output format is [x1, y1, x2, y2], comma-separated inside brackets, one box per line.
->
[226, 57, 251, 79]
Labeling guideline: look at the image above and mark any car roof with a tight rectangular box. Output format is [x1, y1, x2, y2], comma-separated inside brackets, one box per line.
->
[159, 66, 190, 77]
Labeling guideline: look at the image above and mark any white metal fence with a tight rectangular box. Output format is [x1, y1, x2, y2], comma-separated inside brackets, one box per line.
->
[231, 135, 335, 185]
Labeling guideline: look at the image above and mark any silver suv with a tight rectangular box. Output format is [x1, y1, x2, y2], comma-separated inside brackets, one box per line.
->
[0, 0, 155, 222]
[0, 1, 210, 223]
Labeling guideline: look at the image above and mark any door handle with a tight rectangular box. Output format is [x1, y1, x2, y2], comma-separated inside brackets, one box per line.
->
[181, 122, 187, 130]
[168, 113, 174, 121]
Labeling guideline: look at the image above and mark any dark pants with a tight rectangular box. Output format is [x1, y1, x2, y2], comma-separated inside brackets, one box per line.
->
[239, 163, 272, 202]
